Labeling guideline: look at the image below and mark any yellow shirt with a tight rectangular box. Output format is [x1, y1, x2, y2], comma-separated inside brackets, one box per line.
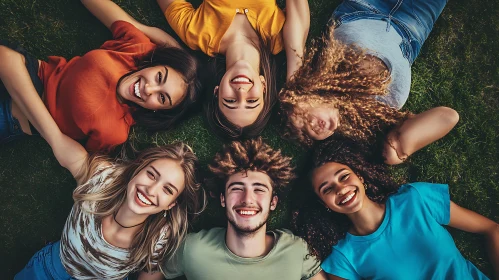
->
[164, 0, 285, 57]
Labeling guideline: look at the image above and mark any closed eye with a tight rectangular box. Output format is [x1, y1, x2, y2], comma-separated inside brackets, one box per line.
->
[340, 173, 350, 181]
[223, 98, 236, 103]
[247, 99, 259, 103]
[147, 171, 156, 180]
[164, 187, 173, 195]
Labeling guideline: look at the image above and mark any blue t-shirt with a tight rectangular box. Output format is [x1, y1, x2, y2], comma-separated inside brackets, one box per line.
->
[321, 182, 489, 280]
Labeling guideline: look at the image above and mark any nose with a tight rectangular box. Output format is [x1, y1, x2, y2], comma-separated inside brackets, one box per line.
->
[144, 83, 158, 97]
[241, 189, 255, 204]
[144, 181, 162, 197]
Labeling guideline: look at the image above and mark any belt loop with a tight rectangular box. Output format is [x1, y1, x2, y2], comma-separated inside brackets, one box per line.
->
[386, 15, 392, 32]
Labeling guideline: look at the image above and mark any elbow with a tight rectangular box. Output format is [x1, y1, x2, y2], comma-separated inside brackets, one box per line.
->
[382, 139, 406, 165]
[437, 106, 459, 128]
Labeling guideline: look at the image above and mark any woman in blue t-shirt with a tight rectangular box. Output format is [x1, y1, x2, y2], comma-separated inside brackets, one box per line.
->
[292, 136, 498, 279]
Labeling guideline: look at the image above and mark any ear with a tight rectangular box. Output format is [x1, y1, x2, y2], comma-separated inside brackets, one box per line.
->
[358, 174, 364, 183]
[167, 201, 177, 210]
[214, 86, 219, 96]
[270, 195, 278, 211]
[259, 75, 266, 90]
[220, 193, 226, 208]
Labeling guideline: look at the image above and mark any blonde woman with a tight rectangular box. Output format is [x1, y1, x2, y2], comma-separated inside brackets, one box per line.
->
[5, 43, 205, 278]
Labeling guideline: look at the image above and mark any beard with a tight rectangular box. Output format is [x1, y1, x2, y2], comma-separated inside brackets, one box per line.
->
[226, 208, 270, 237]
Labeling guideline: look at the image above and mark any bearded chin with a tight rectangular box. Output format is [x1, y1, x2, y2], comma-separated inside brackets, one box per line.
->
[227, 211, 269, 237]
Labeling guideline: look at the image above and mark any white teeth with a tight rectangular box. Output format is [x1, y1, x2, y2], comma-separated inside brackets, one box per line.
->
[232, 77, 251, 83]
[238, 210, 257, 215]
[134, 81, 141, 98]
[137, 192, 152, 205]
[340, 192, 356, 205]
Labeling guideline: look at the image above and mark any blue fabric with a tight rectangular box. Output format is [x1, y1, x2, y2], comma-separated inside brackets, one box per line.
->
[15, 241, 74, 280]
[330, 0, 447, 64]
[0, 40, 42, 144]
[321, 182, 489, 280]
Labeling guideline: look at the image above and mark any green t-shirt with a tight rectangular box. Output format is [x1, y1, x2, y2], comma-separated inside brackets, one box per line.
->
[161, 227, 322, 280]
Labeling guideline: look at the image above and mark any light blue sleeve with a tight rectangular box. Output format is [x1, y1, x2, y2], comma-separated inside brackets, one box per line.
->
[321, 249, 361, 280]
[406, 182, 451, 225]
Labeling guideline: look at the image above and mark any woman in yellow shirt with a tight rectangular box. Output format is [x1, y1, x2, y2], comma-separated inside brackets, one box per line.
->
[157, 0, 309, 139]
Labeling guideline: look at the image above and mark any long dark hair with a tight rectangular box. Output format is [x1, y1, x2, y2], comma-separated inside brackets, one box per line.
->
[203, 37, 277, 140]
[121, 46, 201, 132]
[291, 136, 401, 260]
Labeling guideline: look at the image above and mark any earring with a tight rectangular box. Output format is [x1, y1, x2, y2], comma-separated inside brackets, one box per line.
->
[163, 210, 167, 218]
[364, 182, 368, 190]
[326, 207, 331, 213]
[153, 110, 157, 113]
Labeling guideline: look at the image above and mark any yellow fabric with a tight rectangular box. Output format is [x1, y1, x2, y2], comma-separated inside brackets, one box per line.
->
[164, 0, 285, 57]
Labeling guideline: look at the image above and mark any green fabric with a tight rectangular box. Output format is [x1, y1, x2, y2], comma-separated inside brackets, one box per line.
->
[162, 227, 322, 280]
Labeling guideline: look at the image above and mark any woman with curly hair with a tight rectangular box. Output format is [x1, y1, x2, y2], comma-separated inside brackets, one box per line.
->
[158, 0, 310, 139]
[292, 137, 499, 279]
[279, 29, 459, 164]
[1, 0, 200, 152]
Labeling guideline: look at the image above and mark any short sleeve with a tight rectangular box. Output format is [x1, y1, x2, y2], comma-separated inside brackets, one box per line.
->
[300, 240, 322, 279]
[161, 238, 185, 279]
[100, 21, 152, 51]
[164, 0, 195, 46]
[321, 249, 361, 280]
[406, 182, 451, 225]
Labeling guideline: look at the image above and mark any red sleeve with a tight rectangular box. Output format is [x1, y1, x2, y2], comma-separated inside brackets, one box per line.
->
[80, 116, 130, 153]
[100, 20, 153, 52]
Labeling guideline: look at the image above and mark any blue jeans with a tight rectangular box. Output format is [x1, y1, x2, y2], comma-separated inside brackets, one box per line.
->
[15, 241, 74, 280]
[0, 40, 42, 144]
[330, 0, 447, 64]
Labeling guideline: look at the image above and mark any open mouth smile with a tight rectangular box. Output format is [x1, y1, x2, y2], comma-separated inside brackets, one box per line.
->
[230, 75, 253, 85]
[235, 209, 259, 216]
[337, 188, 358, 206]
[133, 80, 142, 100]
[136, 189, 155, 206]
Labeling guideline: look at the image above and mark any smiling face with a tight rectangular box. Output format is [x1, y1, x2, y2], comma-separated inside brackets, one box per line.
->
[291, 104, 340, 141]
[311, 162, 366, 214]
[125, 158, 186, 217]
[221, 171, 277, 235]
[117, 65, 187, 110]
[217, 61, 266, 127]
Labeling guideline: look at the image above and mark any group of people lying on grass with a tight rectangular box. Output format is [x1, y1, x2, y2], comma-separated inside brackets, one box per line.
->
[1, 0, 497, 279]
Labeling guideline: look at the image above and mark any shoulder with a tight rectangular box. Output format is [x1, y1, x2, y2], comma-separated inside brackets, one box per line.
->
[186, 227, 225, 245]
[396, 182, 449, 200]
[273, 228, 310, 251]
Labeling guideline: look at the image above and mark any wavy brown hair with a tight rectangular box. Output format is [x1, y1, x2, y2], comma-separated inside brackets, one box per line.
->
[291, 136, 401, 260]
[279, 26, 410, 147]
[73, 143, 206, 272]
[208, 137, 294, 198]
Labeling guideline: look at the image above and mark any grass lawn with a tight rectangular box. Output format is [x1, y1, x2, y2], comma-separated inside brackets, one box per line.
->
[0, 0, 498, 278]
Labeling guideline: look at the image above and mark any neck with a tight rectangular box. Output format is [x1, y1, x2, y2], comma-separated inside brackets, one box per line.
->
[346, 199, 386, 236]
[225, 223, 273, 258]
[111, 205, 147, 233]
[224, 39, 260, 74]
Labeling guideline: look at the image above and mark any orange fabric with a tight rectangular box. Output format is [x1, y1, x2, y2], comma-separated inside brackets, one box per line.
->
[39, 21, 156, 152]
[164, 0, 285, 56]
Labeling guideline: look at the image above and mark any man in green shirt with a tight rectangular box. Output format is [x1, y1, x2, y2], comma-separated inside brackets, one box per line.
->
[158, 138, 326, 280]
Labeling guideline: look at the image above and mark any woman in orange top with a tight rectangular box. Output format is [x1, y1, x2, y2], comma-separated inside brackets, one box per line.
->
[0, 0, 200, 152]
[158, 0, 310, 139]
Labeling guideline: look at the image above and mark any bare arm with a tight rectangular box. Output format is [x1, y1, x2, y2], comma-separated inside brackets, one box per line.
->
[383, 106, 459, 165]
[283, 0, 310, 82]
[138, 271, 165, 280]
[81, 0, 181, 47]
[448, 201, 499, 278]
[0, 46, 88, 180]
[326, 274, 345, 280]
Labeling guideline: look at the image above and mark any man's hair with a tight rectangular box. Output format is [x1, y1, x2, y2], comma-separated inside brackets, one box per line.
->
[208, 137, 295, 197]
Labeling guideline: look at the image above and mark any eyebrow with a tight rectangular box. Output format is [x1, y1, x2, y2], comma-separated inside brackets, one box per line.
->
[151, 165, 179, 193]
[318, 168, 347, 192]
[253, 182, 269, 190]
[228, 182, 244, 188]
[163, 66, 172, 106]
[222, 103, 261, 110]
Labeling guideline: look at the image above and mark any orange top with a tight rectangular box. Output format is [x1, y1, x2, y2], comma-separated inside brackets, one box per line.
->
[164, 0, 285, 57]
[39, 21, 156, 152]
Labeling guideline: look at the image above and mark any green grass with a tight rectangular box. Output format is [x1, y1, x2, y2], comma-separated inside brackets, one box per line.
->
[0, 0, 498, 278]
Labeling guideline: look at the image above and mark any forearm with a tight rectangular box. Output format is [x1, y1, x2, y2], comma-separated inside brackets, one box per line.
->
[0, 46, 87, 177]
[82, 0, 180, 47]
[383, 106, 459, 164]
[485, 224, 499, 277]
[283, 0, 310, 82]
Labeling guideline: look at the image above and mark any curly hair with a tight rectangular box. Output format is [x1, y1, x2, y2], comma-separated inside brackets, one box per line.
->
[279, 26, 410, 147]
[208, 137, 295, 198]
[291, 135, 401, 260]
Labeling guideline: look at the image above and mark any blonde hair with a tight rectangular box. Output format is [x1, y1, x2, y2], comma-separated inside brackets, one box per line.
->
[73, 143, 205, 272]
[279, 26, 411, 147]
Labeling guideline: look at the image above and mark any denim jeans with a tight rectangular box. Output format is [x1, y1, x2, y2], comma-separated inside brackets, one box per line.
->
[15, 241, 74, 280]
[0, 40, 42, 144]
[330, 0, 447, 64]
